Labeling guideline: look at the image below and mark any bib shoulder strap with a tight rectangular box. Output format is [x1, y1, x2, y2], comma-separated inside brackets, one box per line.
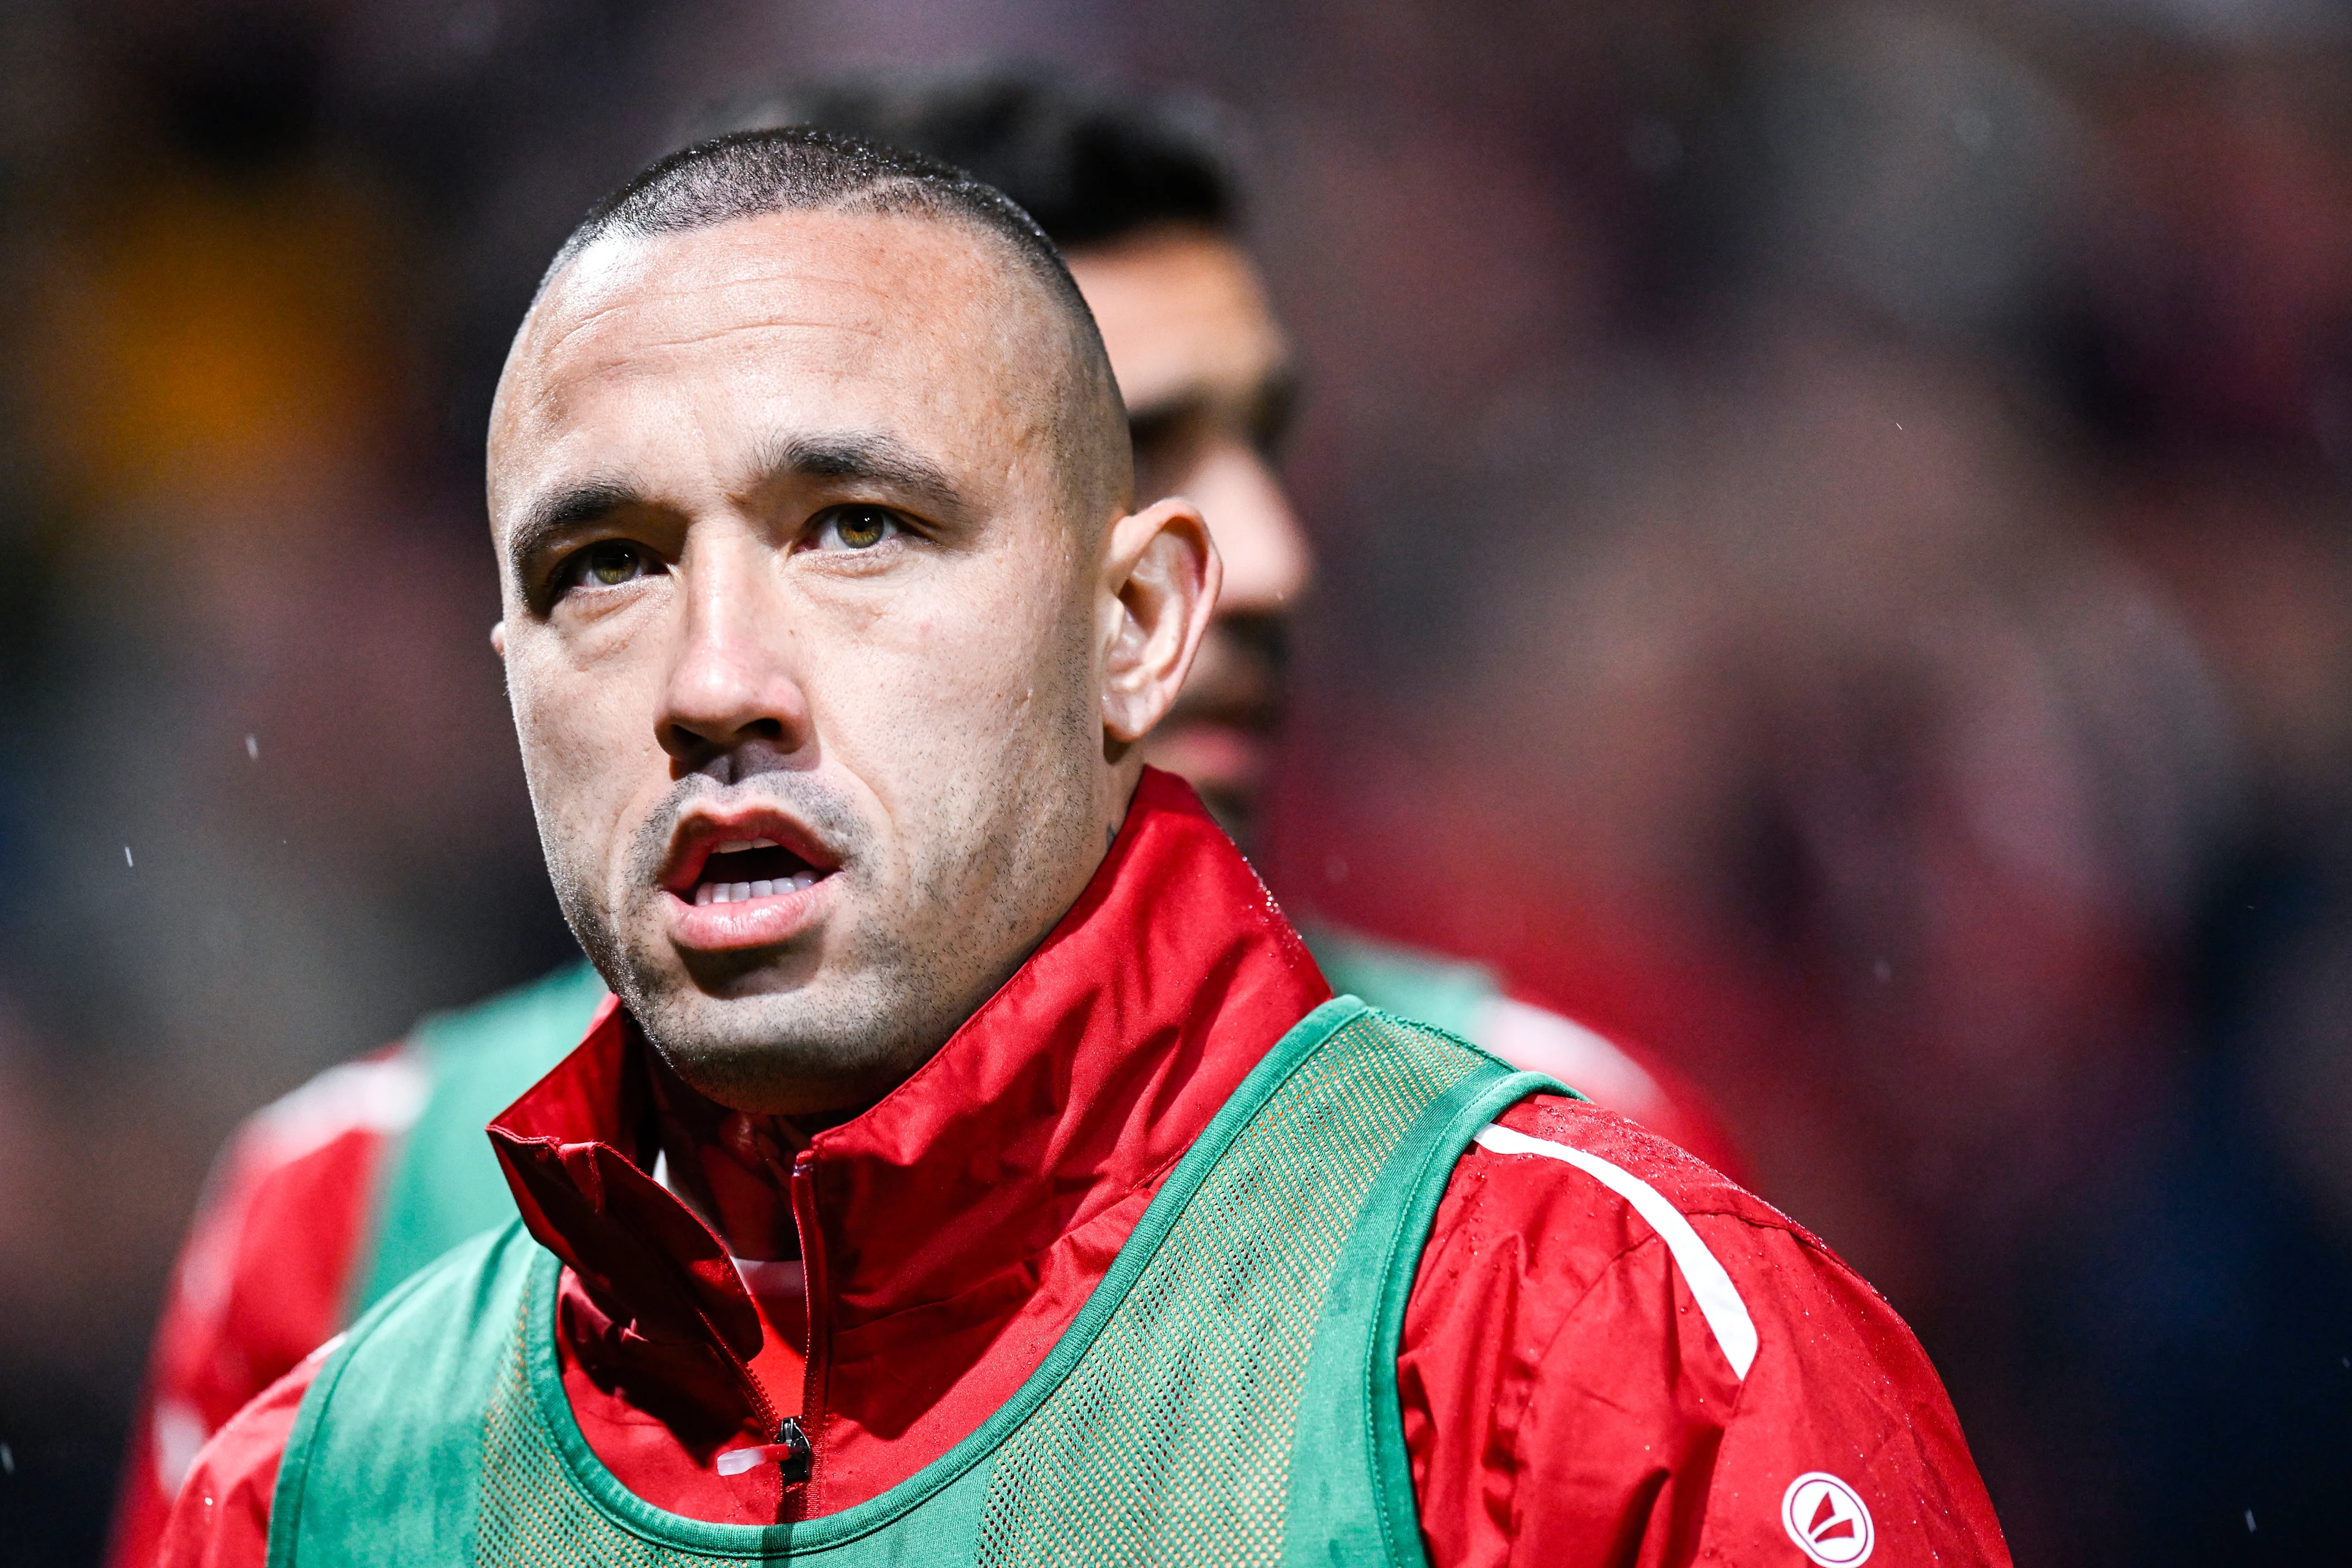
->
[974, 1000, 1558, 1568]
[1285, 1007, 1561, 1568]
[269, 1221, 540, 1567]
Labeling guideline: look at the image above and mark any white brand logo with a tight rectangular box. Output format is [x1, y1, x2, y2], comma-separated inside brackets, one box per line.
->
[1781, 1472, 1874, 1565]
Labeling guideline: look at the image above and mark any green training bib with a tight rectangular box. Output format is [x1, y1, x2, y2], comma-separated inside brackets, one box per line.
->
[268, 998, 1557, 1566]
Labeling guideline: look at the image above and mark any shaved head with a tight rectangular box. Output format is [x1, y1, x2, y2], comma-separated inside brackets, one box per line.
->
[526, 127, 1130, 522]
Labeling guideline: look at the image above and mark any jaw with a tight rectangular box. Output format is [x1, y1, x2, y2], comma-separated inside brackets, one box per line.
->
[635, 960, 944, 1119]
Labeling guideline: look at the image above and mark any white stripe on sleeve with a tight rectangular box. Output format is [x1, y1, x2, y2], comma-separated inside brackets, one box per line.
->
[1472, 1123, 1758, 1379]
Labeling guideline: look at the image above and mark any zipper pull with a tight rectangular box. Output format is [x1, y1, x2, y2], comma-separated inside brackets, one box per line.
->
[713, 1416, 812, 1482]
[775, 1415, 812, 1483]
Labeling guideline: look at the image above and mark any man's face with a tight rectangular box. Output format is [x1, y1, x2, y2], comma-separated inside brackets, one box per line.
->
[1067, 230, 1308, 846]
[488, 210, 1170, 1116]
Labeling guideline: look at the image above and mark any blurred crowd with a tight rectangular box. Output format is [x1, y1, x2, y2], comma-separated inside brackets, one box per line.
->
[4, 2, 2351, 1564]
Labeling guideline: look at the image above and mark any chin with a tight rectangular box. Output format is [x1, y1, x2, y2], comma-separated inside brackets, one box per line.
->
[633, 979, 937, 1117]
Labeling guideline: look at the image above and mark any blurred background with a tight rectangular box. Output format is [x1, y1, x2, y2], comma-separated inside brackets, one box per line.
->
[3, 1, 2349, 1562]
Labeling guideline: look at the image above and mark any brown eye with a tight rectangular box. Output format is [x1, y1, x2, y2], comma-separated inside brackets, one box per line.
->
[816, 505, 900, 551]
[560, 540, 657, 595]
[590, 542, 643, 584]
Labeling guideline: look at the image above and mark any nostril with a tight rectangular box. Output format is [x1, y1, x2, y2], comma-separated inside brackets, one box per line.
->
[655, 712, 798, 771]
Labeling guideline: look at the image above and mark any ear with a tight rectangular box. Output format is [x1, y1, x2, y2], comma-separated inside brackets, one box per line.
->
[1098, 496, 1222, 745]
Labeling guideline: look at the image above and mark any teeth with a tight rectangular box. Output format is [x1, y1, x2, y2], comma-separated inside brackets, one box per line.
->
[713, 837, 781, 854]
[689, 869, 824, 908]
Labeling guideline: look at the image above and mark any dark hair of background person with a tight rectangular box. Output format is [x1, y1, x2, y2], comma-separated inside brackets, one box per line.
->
[680, 70, 1239, 251]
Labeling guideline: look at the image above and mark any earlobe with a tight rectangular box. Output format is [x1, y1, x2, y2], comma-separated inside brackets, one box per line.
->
[1099, 497, 1222, 745]
[489, 620, 507, 657]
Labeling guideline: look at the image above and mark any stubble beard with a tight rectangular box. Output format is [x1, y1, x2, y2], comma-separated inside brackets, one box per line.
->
[543, 725, 1104, 1116]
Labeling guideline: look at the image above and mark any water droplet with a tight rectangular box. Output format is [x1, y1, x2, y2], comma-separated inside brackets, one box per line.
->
[124, 846, 134, 869]
[245, 733, 259, 760]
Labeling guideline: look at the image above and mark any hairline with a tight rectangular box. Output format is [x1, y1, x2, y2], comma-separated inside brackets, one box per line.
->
[514, 184, 1130, 522]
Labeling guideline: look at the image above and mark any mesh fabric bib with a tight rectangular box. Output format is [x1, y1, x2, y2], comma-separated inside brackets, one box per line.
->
[266, 998, 1557, 1566]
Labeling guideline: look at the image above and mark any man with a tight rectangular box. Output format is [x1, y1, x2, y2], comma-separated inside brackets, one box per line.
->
[111, 75, 1743, 1568]
[162, 127, 2004, 1566]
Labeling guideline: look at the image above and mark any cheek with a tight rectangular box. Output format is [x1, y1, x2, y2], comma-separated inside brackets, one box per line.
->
[507, 639, 661, 845]
[809, 568, 1088, 803]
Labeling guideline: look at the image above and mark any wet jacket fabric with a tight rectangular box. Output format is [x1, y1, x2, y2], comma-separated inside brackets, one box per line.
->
[159, 771, 2008, 1566]
[111, 867, 1735, 1568]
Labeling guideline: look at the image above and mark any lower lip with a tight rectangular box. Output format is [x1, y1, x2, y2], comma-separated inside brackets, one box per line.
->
[664, 876, 834, 952]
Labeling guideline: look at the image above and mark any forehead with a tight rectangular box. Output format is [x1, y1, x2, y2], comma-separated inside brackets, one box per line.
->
[492, 210, 1062, 495]
[1065, 230, 1286, 410]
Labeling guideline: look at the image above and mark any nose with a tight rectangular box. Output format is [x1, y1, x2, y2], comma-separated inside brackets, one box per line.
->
[1182, 438, 1312, 614]
[656, 532, 812, 775]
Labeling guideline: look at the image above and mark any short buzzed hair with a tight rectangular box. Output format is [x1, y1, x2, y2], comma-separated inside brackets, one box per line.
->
[538, 126, 1129, 514]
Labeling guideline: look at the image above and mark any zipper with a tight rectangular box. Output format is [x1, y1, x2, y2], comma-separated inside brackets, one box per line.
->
[772, 1415, 812, 1481]
[715, 1415, 810, 1480]
[705, 1148, 829, 1504]
[789, 1147, 828, 1513]
[706, 1308, 783, 1453]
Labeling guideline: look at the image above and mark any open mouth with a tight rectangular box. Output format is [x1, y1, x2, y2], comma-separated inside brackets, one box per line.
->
[687, 839, 827, 907]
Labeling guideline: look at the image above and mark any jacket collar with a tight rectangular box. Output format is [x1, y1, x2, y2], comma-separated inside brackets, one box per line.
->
[488, 769, 1330, 1417]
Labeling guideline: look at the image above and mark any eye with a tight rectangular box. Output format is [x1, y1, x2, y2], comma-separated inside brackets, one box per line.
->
[810, 504, 904, 552]
[559, 540, 662, 594]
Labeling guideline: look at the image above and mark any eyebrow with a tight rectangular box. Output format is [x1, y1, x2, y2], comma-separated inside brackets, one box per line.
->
[752, 431, 968, 516]
[1125, 364, 1303, 440]
[507, 477, 642, 581]
[503, 431, 973, 581]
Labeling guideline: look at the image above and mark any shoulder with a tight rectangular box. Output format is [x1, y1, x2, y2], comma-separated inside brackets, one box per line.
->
[1403, 1095, 2010, 1566]
[1307, 924, 1744, 1176]
[157, 1349, 325, 1568]
[156, 1219, 511, 1568]
[178, 1049, 432, 1343]
[1426, 1092, 1925, 1396]
[160, 1046, 431, 1406]
[406, 959, 607, 1074]
[1409, 1094, 1790, 1395]
[230, 1048, 434, 1182]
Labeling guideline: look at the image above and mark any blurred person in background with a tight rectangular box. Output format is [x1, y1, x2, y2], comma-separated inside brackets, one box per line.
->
[106, 71, 1736, 1566]
[2029, 32, 2352, 1564]
[1297, 10, 2352, 1564]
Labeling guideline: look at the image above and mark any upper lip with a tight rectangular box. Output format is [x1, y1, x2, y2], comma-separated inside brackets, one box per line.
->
[659, 804, 842, 895]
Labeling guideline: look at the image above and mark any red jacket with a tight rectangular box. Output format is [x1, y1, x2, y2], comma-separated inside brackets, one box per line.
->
[162, 772, 2007, 1566]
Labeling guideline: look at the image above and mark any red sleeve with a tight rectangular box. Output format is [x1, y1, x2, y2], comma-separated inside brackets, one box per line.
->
[107, 1054, 423, 1568]
[156, 1352, 322, 1568]
[1401, 1095, 2009, 1567]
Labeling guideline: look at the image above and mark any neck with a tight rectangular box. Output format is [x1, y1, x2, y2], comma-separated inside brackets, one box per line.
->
[645, 1047, 837, 1261]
